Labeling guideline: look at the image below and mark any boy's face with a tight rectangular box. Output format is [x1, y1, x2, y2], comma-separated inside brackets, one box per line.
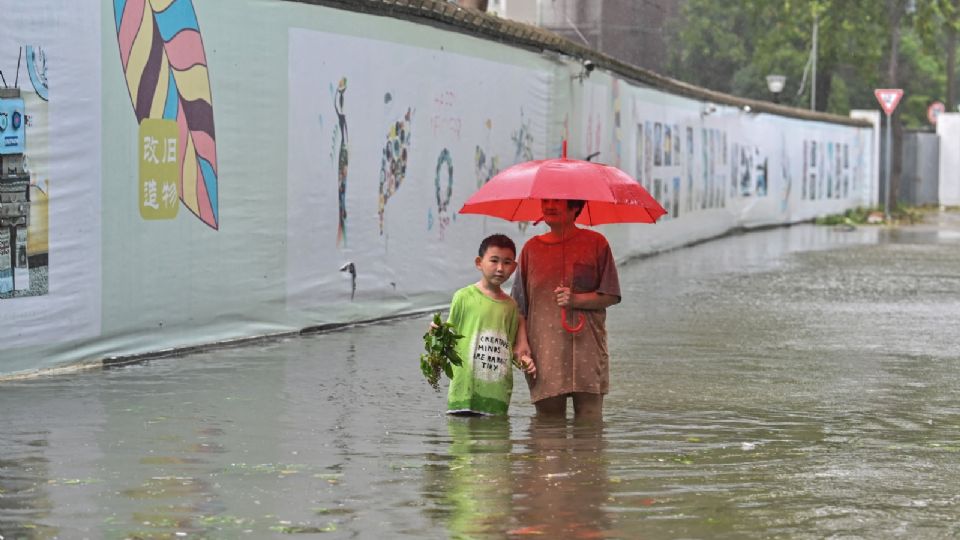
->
[475, 246, 517, 287]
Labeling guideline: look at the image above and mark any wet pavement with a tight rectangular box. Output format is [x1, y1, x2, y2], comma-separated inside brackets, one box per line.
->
[2, 212, 960, 539]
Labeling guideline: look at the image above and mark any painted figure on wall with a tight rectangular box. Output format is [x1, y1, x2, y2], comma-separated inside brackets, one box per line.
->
[739, 145, 753, 198]
[826, 142, 835, 199]
[781, 136, 792, 212]
[685, 126, 694, 213]
[474, 146, 499, 188]
[754, 147, 767, 197]
[654, 123, 663, 167]
[634, 123, 644, 188]
[842, 143, 850, 198]
[378, 107, 413, 236]
[333, 77, 349, 247]
[511, 109, 534, 163]
[475, 119, 499, 188]
[432, 148, 454, 238]
[612, 80, 622, 168]
[26, 46, 48, 101]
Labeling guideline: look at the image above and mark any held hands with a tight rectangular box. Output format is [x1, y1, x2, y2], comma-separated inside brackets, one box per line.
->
[513, 343, 536, 379]
[514, 354, 537, 379]
[554, 286, 573, 307]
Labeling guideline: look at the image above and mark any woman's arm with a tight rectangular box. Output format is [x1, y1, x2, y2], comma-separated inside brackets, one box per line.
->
[555, 237, 622, 310]
[554, 287, 621, 310]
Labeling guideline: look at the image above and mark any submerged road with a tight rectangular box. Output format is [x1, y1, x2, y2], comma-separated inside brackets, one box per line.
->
[2, 212, 960, 539]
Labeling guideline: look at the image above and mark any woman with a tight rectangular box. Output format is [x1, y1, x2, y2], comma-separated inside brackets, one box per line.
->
[512, 199, 621, 419]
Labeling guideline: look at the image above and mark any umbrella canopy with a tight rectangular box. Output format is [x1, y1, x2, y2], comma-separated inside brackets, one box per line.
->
[458, 155, 667, 225]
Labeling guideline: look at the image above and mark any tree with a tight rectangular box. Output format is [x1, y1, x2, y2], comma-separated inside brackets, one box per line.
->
[915, 0, 960, 110]
[670, 1, 753, 96]
[671, 1, 888, 111]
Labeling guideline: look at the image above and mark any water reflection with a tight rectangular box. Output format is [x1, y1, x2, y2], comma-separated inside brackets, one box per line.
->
[438, 416, 512, 538]
[429, 416, 613, 539]
[512, 417, 612, 539]
[0, 431, 55, 539]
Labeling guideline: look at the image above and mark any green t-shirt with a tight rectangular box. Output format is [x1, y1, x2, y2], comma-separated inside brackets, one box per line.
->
[446, 284, 520, 415]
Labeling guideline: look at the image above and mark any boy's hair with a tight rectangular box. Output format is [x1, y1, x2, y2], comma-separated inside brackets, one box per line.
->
[568, 199, 586, 218]
[478, 234, 516, 258]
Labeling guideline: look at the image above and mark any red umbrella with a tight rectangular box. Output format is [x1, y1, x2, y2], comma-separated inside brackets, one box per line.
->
[459, 142, 666, 332]
[459, 142, 666, 226]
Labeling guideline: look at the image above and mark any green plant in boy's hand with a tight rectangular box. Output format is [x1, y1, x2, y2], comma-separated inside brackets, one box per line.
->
[420, 312, 464, 391]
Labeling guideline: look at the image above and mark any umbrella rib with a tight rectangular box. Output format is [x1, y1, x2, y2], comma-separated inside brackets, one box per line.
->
[510, 200, 524, 222]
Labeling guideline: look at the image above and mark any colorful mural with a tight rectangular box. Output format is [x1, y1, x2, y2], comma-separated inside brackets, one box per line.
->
[431, 148, 455, 238]
[25, 46, 48, 101]
[114, 0, 219, 229]
[378, 107, 414, 236]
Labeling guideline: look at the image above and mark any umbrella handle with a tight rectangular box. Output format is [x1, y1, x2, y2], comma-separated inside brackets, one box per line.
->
[561, 308, 585, 334]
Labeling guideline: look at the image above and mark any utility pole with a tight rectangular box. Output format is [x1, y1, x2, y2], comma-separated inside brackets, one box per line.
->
[811, 10, 818, 111]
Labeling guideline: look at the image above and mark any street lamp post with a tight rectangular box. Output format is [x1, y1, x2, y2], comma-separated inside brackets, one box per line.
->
[766, 74, 786, 104]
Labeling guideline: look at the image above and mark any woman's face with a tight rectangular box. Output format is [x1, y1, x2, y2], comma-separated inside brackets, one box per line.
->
[540, 199, 578, 226]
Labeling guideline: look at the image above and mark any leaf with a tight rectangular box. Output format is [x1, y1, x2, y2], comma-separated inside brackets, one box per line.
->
[448, 351, 462, 367]
[115, 0, 219, 229]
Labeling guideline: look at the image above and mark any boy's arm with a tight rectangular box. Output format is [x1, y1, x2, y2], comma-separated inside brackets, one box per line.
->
[513, 317, 536, 378]
[513, 316, 530, 358]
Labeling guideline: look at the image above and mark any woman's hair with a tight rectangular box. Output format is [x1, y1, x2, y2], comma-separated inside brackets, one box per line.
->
[568, 200, 586, 218]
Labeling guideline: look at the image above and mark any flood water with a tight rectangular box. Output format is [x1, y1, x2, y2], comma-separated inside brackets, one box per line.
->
[3, 213, 960, 539]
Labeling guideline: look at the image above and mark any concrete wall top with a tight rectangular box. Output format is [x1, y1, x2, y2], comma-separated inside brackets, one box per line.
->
[292, 0, 870, 128]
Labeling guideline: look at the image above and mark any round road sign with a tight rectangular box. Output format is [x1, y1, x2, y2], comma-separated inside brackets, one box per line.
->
[928, 101, 946, 125]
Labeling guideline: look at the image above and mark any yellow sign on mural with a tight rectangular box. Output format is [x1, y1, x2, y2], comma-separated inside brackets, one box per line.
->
[139, 119, 180, 220]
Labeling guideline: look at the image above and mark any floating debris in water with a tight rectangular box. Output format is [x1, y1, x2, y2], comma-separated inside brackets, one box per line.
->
[270, 521, 337, 534]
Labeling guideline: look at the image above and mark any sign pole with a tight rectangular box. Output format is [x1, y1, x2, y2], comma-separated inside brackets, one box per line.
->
[884, 113, 891, 222]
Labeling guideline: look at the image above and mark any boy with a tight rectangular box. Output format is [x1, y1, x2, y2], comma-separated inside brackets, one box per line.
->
[444, 234, 536, 416]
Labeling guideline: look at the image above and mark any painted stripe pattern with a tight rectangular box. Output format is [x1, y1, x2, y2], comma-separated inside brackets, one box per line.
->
[115, 0, 219, 229]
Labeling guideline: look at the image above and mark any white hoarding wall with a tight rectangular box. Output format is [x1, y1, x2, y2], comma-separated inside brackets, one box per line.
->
[0, 0, 875, 377]
[937, 113, 960, 206]
[285, 29, 549, 323]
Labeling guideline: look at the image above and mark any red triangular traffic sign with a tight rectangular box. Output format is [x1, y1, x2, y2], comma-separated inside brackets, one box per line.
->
[874, 89, 904, 116]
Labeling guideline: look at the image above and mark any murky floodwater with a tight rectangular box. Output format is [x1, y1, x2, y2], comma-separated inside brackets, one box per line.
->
[4, 214, 960, 539]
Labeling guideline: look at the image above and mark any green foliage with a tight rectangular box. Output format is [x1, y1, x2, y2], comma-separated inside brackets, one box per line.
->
[669, 0, 955, 127]
[813, 204, 929, 225]
[893, 203, 929, 223]
[419, 312, 464, 391]
[825, 74, 850, 115]
[814, 206, 876, 225]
